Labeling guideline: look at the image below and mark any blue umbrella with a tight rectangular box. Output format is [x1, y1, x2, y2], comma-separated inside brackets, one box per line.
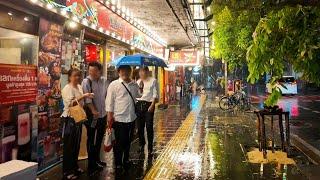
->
[112, 53, 168, 67]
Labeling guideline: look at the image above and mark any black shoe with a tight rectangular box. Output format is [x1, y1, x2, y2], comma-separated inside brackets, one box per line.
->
[96, 163, 104, 171]
[87, 169, 98, 177]
[97, 161, 106, 167]
[75, 168, 84, 175]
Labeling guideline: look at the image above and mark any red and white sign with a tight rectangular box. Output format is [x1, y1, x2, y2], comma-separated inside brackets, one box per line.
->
[0, 64, 37, 105]
[85, 45, 98, 62]
[169, 49, 199, 65]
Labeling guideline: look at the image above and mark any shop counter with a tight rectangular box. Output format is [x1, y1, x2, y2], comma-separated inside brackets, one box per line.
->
[0, 160, 38, 180]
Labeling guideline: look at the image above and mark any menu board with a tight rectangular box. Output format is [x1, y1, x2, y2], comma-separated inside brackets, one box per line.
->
[37, 18, 63, 170]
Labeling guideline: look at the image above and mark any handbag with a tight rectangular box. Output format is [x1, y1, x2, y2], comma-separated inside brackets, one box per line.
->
[69, 99, 87, 123]
[104, 129, 116, 152]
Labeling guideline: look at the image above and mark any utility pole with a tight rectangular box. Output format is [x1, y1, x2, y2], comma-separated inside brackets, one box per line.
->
[224, 60, 228, 95]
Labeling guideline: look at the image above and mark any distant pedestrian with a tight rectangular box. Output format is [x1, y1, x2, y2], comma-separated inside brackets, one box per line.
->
[136, 67, 158, 155]
[105, 65, 141, 171]
[61, 68, 94, 180]
[82, 62, 109, 176]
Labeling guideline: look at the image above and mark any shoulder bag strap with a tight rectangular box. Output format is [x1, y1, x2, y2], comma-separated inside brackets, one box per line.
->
[121, 82, 136, 109]
[87, 78, 93, 93]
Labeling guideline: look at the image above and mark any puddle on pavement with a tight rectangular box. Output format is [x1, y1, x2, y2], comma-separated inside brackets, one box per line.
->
[206, 132, 306, 180]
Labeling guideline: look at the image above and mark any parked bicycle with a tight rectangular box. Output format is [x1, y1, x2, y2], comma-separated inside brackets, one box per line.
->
[219, 88, 251, 111]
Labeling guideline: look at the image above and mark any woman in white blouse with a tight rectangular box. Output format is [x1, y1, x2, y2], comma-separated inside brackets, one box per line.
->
[61, 68, 93, 180]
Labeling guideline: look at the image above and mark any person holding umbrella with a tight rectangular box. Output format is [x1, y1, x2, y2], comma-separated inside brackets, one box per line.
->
[106, 65, 141, 171]
[136, 67, 158, 155]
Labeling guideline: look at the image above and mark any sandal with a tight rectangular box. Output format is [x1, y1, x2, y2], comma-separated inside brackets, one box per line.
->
[75, 168, 84, 175]
[63, 173, 78, 180]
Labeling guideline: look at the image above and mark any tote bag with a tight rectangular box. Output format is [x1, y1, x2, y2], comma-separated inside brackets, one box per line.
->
[69, 99, 87, 123]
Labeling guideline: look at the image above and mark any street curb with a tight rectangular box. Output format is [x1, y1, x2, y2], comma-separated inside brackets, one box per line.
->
[291, 134, 320, 165]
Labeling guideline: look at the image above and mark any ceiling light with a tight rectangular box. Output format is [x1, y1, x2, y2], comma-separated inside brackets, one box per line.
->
[82, 19, 88, 25]
[72, 16, 78, 22]
[30, 0, 38, 3]
[91, 24, 97, 29]
[68, 21, 77, 28]
[8, 12, 13, 16]
[46, 3, 53, 9]
[24, 17, 29, 21]
[60, 10, 67, 16]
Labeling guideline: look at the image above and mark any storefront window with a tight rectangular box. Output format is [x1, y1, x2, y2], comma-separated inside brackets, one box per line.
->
[0, 27, 38, 65]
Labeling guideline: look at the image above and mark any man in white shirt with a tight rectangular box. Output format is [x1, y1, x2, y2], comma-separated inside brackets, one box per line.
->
[136, 67, 158, 154]
[105, 65, 140, 170]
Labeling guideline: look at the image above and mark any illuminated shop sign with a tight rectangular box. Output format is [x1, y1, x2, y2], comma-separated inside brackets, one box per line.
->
[169, 49, 200, 66]
[38, 0, 165, 58]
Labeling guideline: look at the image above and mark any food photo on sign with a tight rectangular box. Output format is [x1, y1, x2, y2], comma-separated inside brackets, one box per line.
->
[37, 18, 63, 170]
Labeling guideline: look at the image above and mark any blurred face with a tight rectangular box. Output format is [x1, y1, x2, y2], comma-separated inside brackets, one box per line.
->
[119, 68, 132, 81]
[139, 69, 149, 80]
[69, 71, 81, 84]
[89, 66, 101, 80]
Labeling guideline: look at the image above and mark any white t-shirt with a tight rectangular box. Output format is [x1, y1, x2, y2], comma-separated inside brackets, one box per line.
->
[61, 84, 84, 117]
[105, 78, 141, 123]
[137, 77, 158, 102]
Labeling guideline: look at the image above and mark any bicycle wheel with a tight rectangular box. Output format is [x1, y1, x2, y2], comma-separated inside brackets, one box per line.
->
[219, 96, 232, 110]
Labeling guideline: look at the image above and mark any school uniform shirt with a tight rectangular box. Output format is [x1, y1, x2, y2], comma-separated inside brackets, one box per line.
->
[61, 84, 84, 117]
[136, 77, 158, 102]
[105, 78, 140, 123]
[82, 76, 109, 118]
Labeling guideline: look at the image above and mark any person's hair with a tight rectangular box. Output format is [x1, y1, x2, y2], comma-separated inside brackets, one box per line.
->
[88, 61, 103, 71]
[139, 66, 149, 72]
[117, 65, 132, 72]
[67, 68, 81, 82]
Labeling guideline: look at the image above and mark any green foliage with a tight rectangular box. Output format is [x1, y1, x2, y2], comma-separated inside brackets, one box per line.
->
[264, 89, 282, 106]
[247, 5, 320, 106]
[210, 4, 260, 70]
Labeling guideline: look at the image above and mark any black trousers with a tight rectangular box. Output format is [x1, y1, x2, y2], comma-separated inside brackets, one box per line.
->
[85, 116, 106, 170]
[62, 117, 82, 175]
[136, 101, 154, 150]
[113, 121, 135, 166]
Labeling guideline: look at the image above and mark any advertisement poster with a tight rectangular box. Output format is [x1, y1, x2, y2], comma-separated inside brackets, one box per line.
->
[40, 0, 165, 58]
[37, 18, 63, 170]
[0, 64, 37, 105]
[169, 49, 200, 65]
[0, 64, 38, 163]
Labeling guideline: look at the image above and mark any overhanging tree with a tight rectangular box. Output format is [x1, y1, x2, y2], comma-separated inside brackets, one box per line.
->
[247, 5, 320, 106]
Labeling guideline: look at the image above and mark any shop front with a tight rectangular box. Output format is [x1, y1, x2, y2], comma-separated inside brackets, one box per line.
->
[0, 2, 39, 166]
[0, 0, 166, 173]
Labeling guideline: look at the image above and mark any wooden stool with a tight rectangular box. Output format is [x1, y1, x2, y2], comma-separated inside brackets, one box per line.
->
[254, 110, 290, 158]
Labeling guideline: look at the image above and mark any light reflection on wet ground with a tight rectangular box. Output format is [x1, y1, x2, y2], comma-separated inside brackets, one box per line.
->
[39, 92, 314, 180]
[39, 98, 193, 180]
[250, 85, 320, 150]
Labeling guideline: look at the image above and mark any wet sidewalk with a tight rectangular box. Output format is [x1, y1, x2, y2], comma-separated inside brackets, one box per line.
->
[38, 97, 193, 180]
[39, 92, 317, 180]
